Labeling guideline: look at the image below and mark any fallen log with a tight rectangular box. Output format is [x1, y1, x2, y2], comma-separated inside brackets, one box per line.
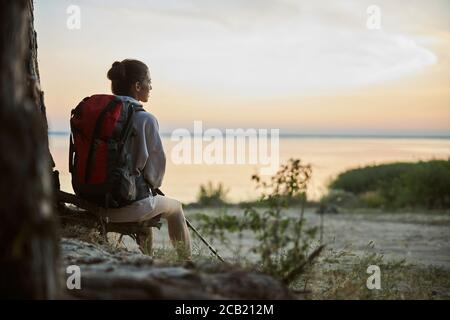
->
[61, 238, 298, 299]
[56, 190, 161, 249]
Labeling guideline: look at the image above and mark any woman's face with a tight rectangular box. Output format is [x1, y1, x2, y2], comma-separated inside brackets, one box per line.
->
[133, 69, 152, 102]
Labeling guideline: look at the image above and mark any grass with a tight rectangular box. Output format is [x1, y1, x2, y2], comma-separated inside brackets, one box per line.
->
[301, 251, 450, 300]
[59, 213, 450, 300]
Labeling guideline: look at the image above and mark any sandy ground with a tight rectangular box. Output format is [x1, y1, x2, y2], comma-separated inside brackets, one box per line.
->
[119, 208, 450, 270]
[302, 210, 450, 270]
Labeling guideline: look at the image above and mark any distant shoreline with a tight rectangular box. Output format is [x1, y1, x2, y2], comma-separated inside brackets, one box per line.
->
[48, 131, 450, 139]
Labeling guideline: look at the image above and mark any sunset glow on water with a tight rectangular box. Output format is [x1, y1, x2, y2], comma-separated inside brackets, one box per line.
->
[50, 134, 450, 203]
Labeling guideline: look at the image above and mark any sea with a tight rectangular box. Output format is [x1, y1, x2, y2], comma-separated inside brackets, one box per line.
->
[49, 133, 450, 203]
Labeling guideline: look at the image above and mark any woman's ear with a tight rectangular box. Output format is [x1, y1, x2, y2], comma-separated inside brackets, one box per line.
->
[135, 81, 142, 92]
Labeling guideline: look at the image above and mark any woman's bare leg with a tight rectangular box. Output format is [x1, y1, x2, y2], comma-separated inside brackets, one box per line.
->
[148, 195, 192, 258]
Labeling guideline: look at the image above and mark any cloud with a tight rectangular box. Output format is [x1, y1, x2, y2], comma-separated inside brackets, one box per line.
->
[140, 12, 438, 97]
[94, 0, 437, 96]
[34, 0, 446, 133]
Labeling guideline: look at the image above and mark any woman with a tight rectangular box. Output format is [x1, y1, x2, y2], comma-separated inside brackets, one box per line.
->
[103, 59, 191, 258]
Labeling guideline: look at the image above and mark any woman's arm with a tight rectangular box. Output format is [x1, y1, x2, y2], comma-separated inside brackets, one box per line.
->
[141, 112, 166, 189]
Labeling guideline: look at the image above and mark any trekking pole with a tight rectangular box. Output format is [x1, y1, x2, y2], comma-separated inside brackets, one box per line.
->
[153, 188, 226, 263]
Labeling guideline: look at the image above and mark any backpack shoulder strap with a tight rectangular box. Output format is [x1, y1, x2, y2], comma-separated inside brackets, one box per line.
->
[130, 101, 144, 112]
[117, 101, 142, 151]
[85, 97, 121, 183]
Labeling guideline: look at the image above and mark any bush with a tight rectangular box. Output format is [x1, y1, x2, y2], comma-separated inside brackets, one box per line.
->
[327, 159, 450, 210]
[319, 189, 360, 208]
[329, 162, 415, 195]
[196, 181, 229, 206]
[359, 191, 385, 208]
[194, 158, 324, 285]
[385, 160, 450, 209]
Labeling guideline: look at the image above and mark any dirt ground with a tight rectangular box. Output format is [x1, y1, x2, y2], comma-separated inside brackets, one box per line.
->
[118, 208, 450, 271]
[301, 209, 450, 270]
[91, 207, 450, 299]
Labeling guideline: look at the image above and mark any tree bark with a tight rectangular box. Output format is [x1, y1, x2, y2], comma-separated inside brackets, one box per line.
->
[0, 0, 59, 299]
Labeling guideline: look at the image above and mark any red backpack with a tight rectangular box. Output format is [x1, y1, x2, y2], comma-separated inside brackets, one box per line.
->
[69, 94, 150, 208]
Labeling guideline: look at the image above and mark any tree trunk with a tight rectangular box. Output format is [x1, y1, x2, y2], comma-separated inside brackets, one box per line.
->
[0, 0, 59, 299]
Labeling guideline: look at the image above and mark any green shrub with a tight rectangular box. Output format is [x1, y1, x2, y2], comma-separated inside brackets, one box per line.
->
[195, 158, 324, 285]
[392, 160, 450, 209]
[196, 181, 229, 206]
[329, 162, 415, 195]
[319, 189, 360, 208]
[327, 159, 450, 209]
[360, 191, 385, 208]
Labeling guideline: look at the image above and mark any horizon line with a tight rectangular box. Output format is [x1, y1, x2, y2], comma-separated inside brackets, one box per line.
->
[48, 131, 450, 139]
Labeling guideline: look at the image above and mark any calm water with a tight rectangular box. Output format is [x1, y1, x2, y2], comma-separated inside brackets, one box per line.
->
[49, 135, 450, 203]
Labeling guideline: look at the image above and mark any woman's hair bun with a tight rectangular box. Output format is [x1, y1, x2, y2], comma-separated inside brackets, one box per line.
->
[107, 61, 126, 81]
[107, 59, 149, 96]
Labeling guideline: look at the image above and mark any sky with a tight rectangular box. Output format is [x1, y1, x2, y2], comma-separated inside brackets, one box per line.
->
[34, 0, 450, 135]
